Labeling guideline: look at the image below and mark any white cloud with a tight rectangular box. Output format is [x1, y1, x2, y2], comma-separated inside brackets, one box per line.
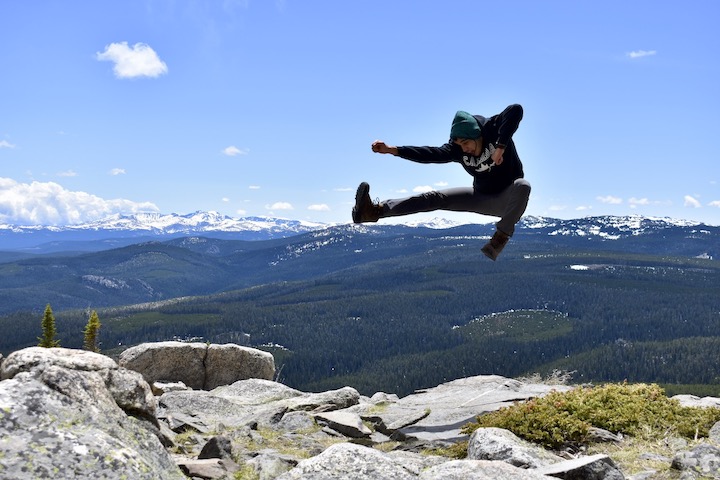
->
[249, 185, 261, 190]
[222, 197, 230, 202]
[334, 187, 352, 192]
[0, 177, 159, 225]
[627, 50, 657, 59]
[96, 42, 168, 79]
[0, 140, 16, 149]
[596, 195, 622, 205]
[267, 202, 293, 210]
[548, 205, 567, 211]
[575, 205, 592, 212]
[308, 204, 330, 211]
[628, 197, 650, 206]
[57, 170, 78, 177]
[684, 195, 702, 208]
[412, 185, 433, 193]
[434, 181, 448, 187]
[236, 208, 247, 215]
[223, 146, 248, 156]
[708, 200, 720, 208]
[109, 168, 126, 176]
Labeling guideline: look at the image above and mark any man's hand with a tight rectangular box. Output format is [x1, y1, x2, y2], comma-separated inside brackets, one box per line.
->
[371, 140, 398, 155]
[492, 146, 505, 165]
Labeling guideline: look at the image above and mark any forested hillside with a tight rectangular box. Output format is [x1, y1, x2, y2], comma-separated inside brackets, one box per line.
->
[1, 220, 717, 397]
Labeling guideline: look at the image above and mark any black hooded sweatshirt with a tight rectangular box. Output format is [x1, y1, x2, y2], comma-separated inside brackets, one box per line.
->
[396, 104, 524, 194]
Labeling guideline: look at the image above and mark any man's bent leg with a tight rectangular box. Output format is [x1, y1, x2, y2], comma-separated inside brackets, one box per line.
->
[492, 179, 532, 236]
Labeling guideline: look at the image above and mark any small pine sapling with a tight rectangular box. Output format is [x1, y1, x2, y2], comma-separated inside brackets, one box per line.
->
[37, 304, 61, 348]
[83, 310, 102, 353]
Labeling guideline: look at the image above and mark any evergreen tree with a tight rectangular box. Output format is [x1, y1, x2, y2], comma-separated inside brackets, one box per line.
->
[83, 310, 101, 352]
[37, 304, 60, 348]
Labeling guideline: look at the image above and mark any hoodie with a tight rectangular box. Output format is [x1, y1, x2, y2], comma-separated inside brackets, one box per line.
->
[396, 104, 524, 194]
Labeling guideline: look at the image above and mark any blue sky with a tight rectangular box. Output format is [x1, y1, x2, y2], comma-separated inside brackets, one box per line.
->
[1, 0, 719, 227]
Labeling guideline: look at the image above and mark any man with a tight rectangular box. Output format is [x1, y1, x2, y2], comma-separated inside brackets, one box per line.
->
[352, 104, 530, 261]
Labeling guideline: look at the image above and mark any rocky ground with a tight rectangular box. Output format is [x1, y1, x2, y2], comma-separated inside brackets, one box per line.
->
[1, 344, 719, 479]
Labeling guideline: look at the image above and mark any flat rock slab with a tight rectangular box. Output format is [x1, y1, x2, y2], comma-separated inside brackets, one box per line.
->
[384, 375, 571, 442]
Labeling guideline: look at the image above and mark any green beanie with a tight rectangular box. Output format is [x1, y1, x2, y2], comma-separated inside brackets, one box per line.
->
[450, 111, 481, 140]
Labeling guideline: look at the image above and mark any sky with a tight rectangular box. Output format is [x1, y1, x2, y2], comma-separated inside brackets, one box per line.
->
[1, 0, 719, 227]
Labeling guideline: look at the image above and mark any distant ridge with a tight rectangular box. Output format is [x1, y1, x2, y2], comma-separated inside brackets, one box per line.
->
[0, 211, 716, 253]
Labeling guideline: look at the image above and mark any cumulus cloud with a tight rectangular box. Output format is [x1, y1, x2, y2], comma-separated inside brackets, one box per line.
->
[0, 140, 16, 149]
[627, 50, 657, 59]
[412, 185, 433, 193]
[96, 42, 168, 79]
[109, 168, 126, 175]
[597, 195, 622, 205]
[709, 200, 720, 208]
[267, 202, 293, 210]
[308, 204, 330, 211]
[684, 195, 702, 208]
[223, 146, 248, 156]
[0, 177, 159, 226]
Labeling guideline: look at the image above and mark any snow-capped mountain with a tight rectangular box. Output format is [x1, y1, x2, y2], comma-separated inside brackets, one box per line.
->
[1, 211, 326, 235]
[0, 212, 717, 253]
[518, 215, 708, 240]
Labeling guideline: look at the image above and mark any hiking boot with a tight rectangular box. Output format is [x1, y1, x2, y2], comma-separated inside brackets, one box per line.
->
[352, 182, 383, 223]
[481, 230, 510, 261]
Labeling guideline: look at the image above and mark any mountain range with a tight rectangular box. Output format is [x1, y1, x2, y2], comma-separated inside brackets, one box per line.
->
[1, 211, 716, 254]
[1, 211, 718, 396]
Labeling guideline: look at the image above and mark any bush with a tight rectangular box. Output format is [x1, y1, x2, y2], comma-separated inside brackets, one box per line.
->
[462, 383, 720, 449]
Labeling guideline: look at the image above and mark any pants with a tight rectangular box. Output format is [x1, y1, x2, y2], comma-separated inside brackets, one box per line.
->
[381, 178, 531, 236]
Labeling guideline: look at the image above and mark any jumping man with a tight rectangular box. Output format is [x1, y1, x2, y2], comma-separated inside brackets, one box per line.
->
[352, 104, 530, 261]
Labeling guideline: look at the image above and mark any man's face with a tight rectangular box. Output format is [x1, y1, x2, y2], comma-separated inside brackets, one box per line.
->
[454, 137, 482, 157]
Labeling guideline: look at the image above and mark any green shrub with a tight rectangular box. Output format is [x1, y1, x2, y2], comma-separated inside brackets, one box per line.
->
[462, 383, 720, 449]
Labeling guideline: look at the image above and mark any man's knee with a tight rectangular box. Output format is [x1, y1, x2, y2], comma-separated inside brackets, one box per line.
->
[514, 179, 531, 198]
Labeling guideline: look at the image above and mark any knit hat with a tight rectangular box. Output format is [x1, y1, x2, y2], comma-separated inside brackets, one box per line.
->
[449, 111, 481, 140]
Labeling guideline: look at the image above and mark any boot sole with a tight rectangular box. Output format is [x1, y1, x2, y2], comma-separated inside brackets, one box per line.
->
[352, 182, 370, 223]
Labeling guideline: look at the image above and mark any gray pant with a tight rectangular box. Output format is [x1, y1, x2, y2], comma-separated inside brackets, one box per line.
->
[381, 178, 531, 236]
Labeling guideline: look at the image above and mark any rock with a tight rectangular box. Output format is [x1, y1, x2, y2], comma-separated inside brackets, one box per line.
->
[119, 341, 275, 390]
[276, 442, 417, 480]
[370, 392, 400, 403]
[283, 386, 361, 412]
[313, 410, 372, 438]
[1, 346, 157, 424]
[119, 341, 207, 388]
[536, 453, 625, 479]
[671, 443, 720, 477]
[709, 421, 720, 444]
[587, 427, 623, 443]
[152, 380, 190, 395]
[213, 377, 304, 404]
[176, 458, 240, 479]
[385, 450, 447, 475]
[246, 451, 299, 479]
[205, 342, 276, 389]
[671, 394, 720, 409]
[467, 427, 564, 468]
[198, 435, 234, 459]
[418, 459, 553, 479]
[0, 347, 184, 479]
[380, 375, 572, 442]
